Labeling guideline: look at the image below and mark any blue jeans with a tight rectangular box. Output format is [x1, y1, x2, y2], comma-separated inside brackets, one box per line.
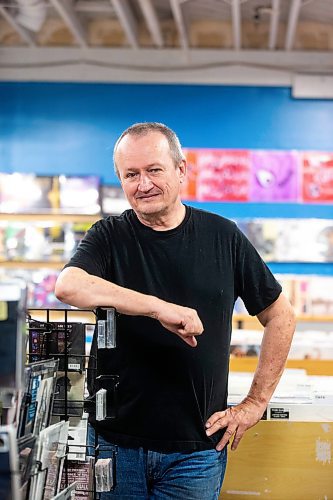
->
[87, 426, 227, 499]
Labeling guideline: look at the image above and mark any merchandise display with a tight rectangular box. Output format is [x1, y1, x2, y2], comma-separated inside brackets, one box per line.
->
[234, 274, 333, 316]
[29, 420, 69, 500]
[0, 174, 59, 213]
[0, 300, 97, 498]
[231, 328, 333, 360]
[19, 359, 59, 437]
[58, 175, 100, 215]
[237, 218, 333, 263]
[228, 369, 333, 421]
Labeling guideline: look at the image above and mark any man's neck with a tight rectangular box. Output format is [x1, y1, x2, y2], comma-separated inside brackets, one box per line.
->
[135, 202, 186, 231]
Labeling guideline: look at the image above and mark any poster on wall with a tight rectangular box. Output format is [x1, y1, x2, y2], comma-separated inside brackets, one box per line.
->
[181, 149, 199, 200]
[302, 152, 333, 202]
[182, 149, 251, 201]
[250, 151, 299, 202]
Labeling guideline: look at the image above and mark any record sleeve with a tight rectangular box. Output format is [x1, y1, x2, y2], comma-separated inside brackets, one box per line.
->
[28, 320, 86, 372]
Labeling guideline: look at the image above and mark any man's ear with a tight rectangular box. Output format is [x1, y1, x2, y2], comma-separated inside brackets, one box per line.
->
[178, 159, 187, 183]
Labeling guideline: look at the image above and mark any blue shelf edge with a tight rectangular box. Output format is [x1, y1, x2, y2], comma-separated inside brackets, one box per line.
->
[186, 201, 333, 220]
[267, 262, 333, 276]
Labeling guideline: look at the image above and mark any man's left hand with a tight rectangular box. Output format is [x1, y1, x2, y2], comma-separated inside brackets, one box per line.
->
[205, 398, 267, 451]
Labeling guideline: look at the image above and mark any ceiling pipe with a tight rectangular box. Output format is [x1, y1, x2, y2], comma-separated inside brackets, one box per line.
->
[15, 0, 47, 32]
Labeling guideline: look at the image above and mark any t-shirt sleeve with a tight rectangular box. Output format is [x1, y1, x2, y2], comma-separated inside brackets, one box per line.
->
[64, 220, 110, 278]
[234, 225, 282, 316]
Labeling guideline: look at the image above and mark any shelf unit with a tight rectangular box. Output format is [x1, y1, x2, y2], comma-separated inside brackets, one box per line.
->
[233, 313, 333, 330]
[0, 212, 101, 223]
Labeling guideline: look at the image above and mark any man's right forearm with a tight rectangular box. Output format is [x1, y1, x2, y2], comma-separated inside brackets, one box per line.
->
[55, 266, 161, 318]
[55, 267, 203, 346]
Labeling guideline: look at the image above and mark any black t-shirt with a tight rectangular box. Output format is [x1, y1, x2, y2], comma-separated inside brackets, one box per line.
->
[65, 206, 281, 452]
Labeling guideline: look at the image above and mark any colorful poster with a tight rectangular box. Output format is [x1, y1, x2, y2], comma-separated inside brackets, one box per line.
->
[181, 149, 199, 200]
[184, 149, 251, 201]
[250, 151, 299, 201]
[302, 152, 333, 202]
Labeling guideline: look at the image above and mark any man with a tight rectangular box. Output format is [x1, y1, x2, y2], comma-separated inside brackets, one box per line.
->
[55, 122, 295, 499]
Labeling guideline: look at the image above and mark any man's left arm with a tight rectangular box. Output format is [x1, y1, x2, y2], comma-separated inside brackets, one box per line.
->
[205, 292, 296, 451]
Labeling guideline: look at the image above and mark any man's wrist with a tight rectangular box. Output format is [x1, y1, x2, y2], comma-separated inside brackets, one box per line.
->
[147, 295, 164, 320]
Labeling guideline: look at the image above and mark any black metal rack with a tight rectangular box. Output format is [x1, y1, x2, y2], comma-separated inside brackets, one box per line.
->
[25, 308, 98, 499]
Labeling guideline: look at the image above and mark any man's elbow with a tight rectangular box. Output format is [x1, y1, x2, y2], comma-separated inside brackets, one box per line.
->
[54, 278, 73, 304]
[54, 270, 80, 305]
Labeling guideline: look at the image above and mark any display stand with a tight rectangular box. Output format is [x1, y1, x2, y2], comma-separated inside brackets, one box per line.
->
[25, 307, 118, 499]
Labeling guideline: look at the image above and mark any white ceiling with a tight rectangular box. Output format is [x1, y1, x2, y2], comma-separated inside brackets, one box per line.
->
[0, 0, 332, 89]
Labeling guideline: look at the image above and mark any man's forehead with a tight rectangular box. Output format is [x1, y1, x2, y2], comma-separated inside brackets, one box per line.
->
[117, 131, 168, 151]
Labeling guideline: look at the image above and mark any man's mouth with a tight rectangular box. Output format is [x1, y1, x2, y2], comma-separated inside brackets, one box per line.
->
[136, 193, 160, 200]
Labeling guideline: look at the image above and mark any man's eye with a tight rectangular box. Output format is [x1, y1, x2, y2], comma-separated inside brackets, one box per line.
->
[126, 172, 137, 178]
[149, 168, 161, 174]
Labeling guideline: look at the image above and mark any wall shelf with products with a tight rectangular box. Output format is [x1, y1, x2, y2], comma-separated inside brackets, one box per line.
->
[0, 260, 65, 270]
[233, 313, 333, 330]
[0, 212, 100, 310]
[0, 213, 102, 223]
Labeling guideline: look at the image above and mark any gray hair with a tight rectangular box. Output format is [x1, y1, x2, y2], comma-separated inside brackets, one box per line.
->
[113, 122, 185, 176]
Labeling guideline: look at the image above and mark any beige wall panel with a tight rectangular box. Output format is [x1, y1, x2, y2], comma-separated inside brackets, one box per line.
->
[0, 19, 22, 45]
[221, 421, 333, 499]
[36, 18, 76, 46]
[88, 19, 126, 47]
[295, 21, 333, 51]
[189, 20, 232, 49]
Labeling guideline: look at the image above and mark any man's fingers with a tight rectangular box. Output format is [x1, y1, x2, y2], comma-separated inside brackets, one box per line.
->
[230, 427, 245, 451]
[182, 335, 197, 347]
[215, 425, 238, 451]
[205, 410, 228, 435]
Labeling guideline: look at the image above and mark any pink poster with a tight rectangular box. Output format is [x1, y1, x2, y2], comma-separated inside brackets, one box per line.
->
[193, 149, 251, 201]
[302, 152, 333, 202]
[250, 151, 299, 201]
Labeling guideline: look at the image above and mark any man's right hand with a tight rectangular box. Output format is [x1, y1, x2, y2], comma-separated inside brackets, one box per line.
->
[152, 301, 204, 347]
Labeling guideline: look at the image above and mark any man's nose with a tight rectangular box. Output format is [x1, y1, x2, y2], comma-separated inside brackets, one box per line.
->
[138, 174, 153, 191]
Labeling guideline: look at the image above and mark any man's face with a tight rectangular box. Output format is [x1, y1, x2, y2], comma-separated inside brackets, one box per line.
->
[115, 131, 186, 218]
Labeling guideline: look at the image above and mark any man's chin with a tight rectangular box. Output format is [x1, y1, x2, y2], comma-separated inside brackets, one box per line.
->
[135, 199, 164, 216]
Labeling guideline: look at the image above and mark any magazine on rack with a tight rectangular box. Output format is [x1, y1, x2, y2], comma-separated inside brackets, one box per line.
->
[30, 420, 69, 500]
[52, 371, 85, 418]
[18, 359, 58, 437]
[53, 481, 77, 499]
[67, 414, 88, 461]
[60, 457, 95, 499]
[28, 320, 86, 372]
[17, 434, 37, 498]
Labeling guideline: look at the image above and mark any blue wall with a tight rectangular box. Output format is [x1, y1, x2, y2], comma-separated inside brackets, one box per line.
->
[1, 81, 333, 274]
[1, 82, 333, 185]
